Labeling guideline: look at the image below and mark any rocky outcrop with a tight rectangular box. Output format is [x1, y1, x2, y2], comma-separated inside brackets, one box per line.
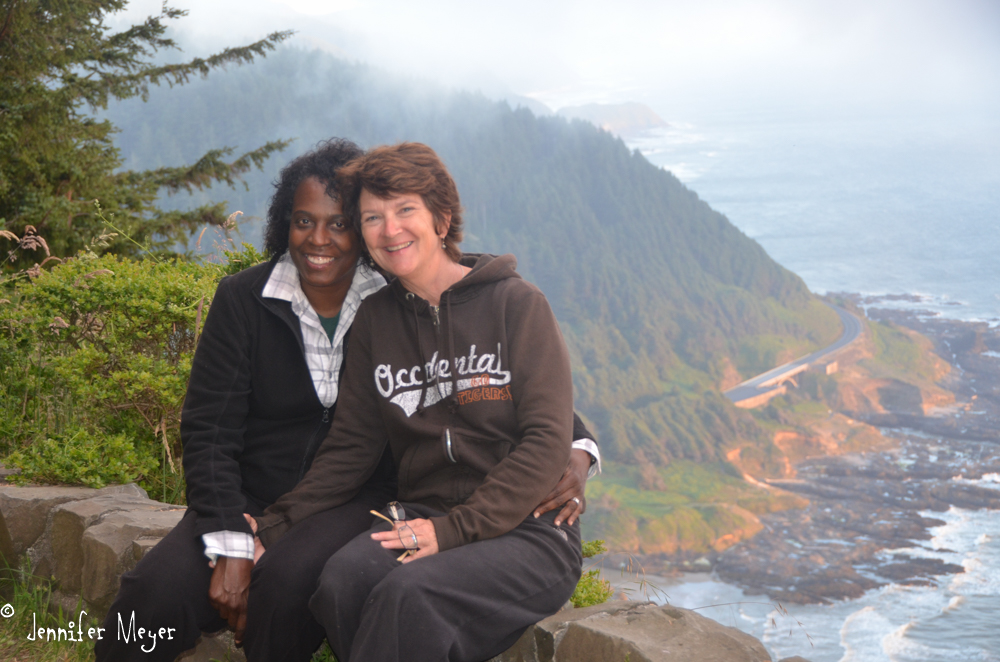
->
[495, 600, 774, 662]
[0, 483, 184, 615]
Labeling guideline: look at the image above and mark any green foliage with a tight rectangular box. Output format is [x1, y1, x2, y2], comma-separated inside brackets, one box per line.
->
[217, 241, 269, 277]
[571, 569, 615, 608]
[311, 643, 338, 662]
[6, 427, 157, 489]
[0, 1, 292, 268]
[0, 251, 218, 498]
[571, 540, 614, 608]
[581, 539, 608, 559]
[866, 320, 944, 383]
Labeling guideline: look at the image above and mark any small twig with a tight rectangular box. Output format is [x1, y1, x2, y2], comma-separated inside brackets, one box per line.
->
[94, 200, 161, 263]
[194, 295, 205, 346]
[155, 416, 177, 473]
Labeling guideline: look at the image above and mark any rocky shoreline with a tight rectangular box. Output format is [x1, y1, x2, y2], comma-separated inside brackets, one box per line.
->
[602, 302, 1000, 605]
[718, 301, 1000, 603]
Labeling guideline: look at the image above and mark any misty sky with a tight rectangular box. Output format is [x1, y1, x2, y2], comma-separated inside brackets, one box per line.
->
[110, 0, 1000, 121]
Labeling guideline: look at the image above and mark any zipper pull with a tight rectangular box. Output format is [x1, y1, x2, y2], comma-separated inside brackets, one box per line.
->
[322, 407, 329, 423]
[431, 305, 440, 328]
[444, 427, 457, 463]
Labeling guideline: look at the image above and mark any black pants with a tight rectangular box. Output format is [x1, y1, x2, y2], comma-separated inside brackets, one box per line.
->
[308, 504, 582, 662]
[94, 486, 391, 662]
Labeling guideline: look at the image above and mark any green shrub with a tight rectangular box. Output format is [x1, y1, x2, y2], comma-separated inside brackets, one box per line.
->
[6, 427, 158, 489]
[0, 251, 219, 500]
[571, 540, 614, 608]
[217, 241, 269, 277]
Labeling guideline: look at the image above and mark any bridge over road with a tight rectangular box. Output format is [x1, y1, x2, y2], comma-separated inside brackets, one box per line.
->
[724, 304, 863, 408]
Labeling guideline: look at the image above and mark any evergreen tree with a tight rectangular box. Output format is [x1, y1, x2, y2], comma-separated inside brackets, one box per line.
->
[0, 0, 293, 266]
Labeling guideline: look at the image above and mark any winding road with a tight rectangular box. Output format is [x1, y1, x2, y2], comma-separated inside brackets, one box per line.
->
[724, 304, 863, 407]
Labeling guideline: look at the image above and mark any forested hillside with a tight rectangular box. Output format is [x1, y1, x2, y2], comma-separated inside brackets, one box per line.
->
[102, 46, 839, 471]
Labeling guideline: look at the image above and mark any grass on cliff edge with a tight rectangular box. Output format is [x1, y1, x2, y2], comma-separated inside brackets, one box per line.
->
[582, 461, 807, 556]
[865, 320, 951, 385]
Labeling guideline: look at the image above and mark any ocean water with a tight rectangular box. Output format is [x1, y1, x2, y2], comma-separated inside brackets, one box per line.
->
[624, 109, 1000, 325]
[611, 490, 1000, 661]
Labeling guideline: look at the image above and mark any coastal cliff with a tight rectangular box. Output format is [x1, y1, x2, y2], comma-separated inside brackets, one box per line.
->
[589, 299, 1000, 605]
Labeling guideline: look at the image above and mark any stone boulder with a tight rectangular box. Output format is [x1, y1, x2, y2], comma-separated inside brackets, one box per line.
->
[0, 503, 14, 565]
[496, 600, 772, 662]
[0, 483, 791, 662]
[0, 482, 183, 614]
[50, 489, 181, 594]
[81, 505, 184, 610]
[0, 485, 103, 561]
[177, 631, 246, 662]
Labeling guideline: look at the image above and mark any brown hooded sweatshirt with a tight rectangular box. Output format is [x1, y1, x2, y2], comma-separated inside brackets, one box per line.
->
[255, 253, 573, 551]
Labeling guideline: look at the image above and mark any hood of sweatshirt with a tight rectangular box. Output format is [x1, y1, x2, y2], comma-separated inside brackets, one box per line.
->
[387, 253, 520, 310]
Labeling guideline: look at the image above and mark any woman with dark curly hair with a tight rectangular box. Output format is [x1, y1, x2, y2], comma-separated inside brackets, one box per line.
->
[96, 138, 397, 662]
[96, 138, 600, 662]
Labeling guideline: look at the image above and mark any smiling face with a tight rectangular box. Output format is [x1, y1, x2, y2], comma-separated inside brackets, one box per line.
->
[287, 177, 360, 316]
[359, 189, 451, 286]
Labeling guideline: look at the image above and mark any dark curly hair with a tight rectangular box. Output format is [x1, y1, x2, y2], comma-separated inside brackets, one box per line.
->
[338, 142, 463, 263]
[263, 138, 365, 256]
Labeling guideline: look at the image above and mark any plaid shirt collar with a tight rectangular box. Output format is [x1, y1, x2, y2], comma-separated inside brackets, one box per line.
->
[261, 253, 386, 407]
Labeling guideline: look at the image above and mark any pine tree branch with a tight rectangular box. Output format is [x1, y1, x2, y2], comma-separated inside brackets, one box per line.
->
[148, 202, 231, 240]
[98, 12, 181, 68]
[126, 139, 294, 195]
[79, 30, 295, 105]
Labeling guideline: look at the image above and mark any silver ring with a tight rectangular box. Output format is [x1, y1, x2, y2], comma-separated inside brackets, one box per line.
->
[572, 497, 581, 506]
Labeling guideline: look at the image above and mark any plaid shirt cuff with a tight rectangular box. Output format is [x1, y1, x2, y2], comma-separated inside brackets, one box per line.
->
[202, 531, 255, 562]
[572, 438, 602, 478]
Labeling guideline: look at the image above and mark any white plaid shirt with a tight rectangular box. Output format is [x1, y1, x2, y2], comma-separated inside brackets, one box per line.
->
[204, 255, 600, 560]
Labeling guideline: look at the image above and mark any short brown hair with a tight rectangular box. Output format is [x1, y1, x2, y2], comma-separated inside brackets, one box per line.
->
[339, 142, 464, 263]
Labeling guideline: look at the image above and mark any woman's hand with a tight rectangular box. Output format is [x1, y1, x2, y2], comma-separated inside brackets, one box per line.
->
[208, 556, 253, 644]
[533, 448, 591, 526]
[371, 518, 439, 563]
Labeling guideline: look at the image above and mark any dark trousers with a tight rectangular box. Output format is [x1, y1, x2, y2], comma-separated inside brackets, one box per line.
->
[94, 486, 391, 662]
[308, 505, 583, 662]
